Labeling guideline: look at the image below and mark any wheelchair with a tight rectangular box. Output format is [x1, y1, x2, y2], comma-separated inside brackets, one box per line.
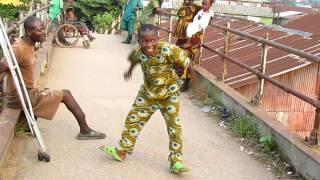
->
[54, 17, 91, 49]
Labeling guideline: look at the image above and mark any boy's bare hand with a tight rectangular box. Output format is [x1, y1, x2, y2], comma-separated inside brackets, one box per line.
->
[124, 71, 132, 81]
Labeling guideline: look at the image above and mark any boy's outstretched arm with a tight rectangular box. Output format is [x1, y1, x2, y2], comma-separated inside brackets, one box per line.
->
[124, 50, 139, 81]
[124, 62, 137, 81]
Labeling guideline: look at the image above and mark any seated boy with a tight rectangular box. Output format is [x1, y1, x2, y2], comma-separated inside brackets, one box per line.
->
[99, 24, 190, 174]
[0, 16, 105, 140]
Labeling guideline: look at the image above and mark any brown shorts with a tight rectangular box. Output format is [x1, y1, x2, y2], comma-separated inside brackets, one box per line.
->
[6, 88, 64, 120]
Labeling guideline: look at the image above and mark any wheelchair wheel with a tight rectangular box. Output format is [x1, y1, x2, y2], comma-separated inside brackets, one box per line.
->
[82, 40, 90, 49]
[55, 23, 80, 48]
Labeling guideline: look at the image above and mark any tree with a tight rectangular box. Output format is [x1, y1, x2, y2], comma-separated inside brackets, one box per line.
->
[73, 0, 122, 31]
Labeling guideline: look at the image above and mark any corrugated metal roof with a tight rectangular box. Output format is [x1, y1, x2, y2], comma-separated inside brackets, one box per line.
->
[159, 14, 320, 89]
[283, 13, 320, 38]
[221, 0, 271, 3]
[201, 15, 320, 88]
[267, 4, 314, 13]
[212, 4, 274, 17]
[275, 11, 304, 17]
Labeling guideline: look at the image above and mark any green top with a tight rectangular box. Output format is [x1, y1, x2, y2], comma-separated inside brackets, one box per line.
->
[122, 0, 143, 21]
[129, 41, 190, 99]
[49, 0, 63, 21]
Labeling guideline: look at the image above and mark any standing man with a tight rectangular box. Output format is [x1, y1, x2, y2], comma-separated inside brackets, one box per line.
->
[120, 0, 143, 44]
[49, 0, 69, 45]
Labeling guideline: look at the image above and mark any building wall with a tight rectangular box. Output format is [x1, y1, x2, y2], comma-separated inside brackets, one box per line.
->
[235, 63, 318, 138]
[260, 17, 273, 24]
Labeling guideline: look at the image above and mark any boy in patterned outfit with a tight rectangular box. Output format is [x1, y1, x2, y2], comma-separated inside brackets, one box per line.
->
[99, 24, 190, 174]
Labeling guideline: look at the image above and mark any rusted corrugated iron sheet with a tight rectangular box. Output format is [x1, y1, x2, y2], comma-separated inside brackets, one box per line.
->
[267, 4, 314, 14]
[235, 64, 318, 138]
[283, 13, 320, 38]
[159, 14, 320, 138]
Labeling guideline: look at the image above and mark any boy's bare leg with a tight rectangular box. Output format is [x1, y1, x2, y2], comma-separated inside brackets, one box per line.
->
[61, 89, 93, 134]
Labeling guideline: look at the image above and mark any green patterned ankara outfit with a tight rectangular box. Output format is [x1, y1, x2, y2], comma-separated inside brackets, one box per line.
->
[119, 41, 190, 165]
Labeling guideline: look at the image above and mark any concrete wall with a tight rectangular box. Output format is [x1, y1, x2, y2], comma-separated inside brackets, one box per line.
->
[193, 65, 320, 180]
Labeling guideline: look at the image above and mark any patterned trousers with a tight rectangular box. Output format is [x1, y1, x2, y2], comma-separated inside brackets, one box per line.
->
[119, 87, 183, 164]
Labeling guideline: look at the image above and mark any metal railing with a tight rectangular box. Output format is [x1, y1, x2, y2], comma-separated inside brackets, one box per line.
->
[155, 12, 320, 147]
[106, 13, 122, 34]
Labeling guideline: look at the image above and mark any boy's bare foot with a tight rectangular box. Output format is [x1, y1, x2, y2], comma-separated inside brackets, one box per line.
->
[88, 35, 96, 42]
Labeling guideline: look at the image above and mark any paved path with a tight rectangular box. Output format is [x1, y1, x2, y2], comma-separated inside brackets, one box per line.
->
[7, 34, 275, 180]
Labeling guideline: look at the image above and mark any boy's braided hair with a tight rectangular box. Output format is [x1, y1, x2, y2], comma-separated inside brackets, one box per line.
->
[138, 24, 158, 38]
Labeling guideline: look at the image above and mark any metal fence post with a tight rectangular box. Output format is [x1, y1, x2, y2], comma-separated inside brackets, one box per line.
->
[305, 64, 320, 147]
[222, 21, 230, 81]
[252, 33, 269, 106]
[19, 12, 24, 38]
[168, 13, 173, 43]
[157, 14, 161, 38]
[116, 12, 123, 32]
[197, 29, 205, 65]
[36, 3, 41, 18]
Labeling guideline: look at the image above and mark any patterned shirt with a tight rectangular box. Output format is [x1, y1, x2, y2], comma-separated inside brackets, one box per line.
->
[129, 41, 190, 99]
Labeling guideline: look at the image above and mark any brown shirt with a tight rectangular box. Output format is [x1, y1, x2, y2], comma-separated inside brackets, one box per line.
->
[6, 39, 36, 96]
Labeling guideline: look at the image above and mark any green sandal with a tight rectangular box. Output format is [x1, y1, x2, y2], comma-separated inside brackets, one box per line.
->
[99, 146, 124, 162]
[170, 162, 190, 174]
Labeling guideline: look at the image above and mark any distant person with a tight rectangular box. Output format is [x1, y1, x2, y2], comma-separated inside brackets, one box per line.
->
[65, 7, 96, 42]
[99, 24, 190, 174]
[64, 0, 74, 10]
[173, 0, 201, 92]
[0, 16, 105, 140]
[138, 0, 165, 25]
[180, 0, 214, 91]
[49, 0, 70, 45]
[186, 0, 213, 41]
[120, 0, 143, 44]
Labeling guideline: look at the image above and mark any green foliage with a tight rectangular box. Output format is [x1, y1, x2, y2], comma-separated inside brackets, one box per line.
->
[0, 0, 33, 20]
[259, 135, 277, 153]
[230, 115, 257, 138]
[73, 0, 122, 30]
[201, 96, 218, 107]
[93, 12, 113, 33]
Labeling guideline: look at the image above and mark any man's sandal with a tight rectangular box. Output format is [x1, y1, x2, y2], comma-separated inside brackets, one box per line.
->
[76, 130, 106, 140]
[99, 146, 124, 162]
[170, 162, 190, 174]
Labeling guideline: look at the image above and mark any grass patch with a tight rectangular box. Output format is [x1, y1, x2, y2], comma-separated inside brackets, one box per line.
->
[14, 119, 29, 136]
